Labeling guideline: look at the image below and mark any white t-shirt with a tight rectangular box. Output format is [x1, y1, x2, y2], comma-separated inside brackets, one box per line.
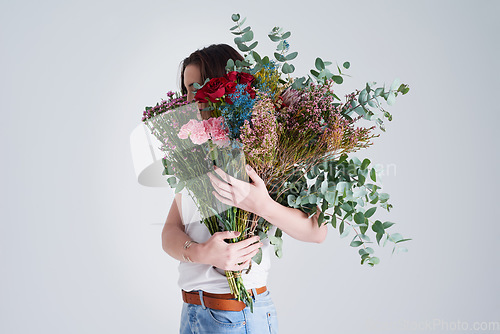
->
[176, 187, 272, 293]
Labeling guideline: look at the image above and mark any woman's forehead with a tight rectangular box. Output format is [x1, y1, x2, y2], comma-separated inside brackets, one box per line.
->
[184, 64, 202, 85]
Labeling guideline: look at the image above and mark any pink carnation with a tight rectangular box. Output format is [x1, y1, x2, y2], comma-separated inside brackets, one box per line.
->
[189, 122, 210, 144]
[202, 118, 218, 134]
[178, 117, 229, 147]
[178, 119, 197, 139]
[211, 127, 230, 148]
[203, 116, 230, 147]
[178, 119, 210, 145]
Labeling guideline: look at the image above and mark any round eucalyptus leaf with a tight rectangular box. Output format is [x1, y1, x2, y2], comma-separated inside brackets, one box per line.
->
[332, 75, 343, 84]
[242, 30, 254, 42]
[308, 194, 317, 204]
[350, 240, 363, 247]
[286, 51, 298, 61]
[364, 207, 376, 218]
[247, 41, 258, 51]
[252, 248, 263, 264]
[354, 212, 365, 225]
[237, 43, 250, 52]
[382, 221, 395, 229]
[325, 191, 336, 204]
[268, 34, 281, 42]
[315, 57, 325, 70]
[374, 87, 384, 96]
[282, 62, 294, 74]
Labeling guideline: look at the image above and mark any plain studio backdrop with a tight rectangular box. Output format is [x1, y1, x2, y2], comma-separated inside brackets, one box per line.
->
[1, 0, 499, 333]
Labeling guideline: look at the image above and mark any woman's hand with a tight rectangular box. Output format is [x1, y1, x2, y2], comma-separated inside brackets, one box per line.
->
[207, 164, 272, 217]
[206, 162, 327, 244]
[193, 231, 262, 271]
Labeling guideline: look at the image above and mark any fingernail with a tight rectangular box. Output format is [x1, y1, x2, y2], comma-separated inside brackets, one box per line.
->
[246, 165, 251, 171]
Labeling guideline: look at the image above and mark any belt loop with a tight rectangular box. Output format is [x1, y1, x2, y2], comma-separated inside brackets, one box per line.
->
[251, 288, 257, 301]
[198, 291, 206, 309]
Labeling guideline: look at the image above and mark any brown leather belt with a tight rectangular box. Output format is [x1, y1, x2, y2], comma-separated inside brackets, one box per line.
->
[182, 286, 267, 311]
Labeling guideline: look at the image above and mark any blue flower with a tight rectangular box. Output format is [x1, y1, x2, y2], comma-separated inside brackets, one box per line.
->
[221, 84, 256, 139]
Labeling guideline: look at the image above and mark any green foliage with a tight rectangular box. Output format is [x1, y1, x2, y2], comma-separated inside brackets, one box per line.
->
[268, 27, 297, 76]
[299, 55, 351, 88]
[272, 154, 411, 266]
[228, 13, 409, 116]
[229, 14, 301, 80]
[340, 80, 410, 132]
[269, 228, 284, 258]
[252, 248, 263, 264]
[229, 14, 258, 57]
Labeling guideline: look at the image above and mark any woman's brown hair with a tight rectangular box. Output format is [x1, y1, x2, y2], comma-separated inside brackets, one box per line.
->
[180, 44, 244, 95]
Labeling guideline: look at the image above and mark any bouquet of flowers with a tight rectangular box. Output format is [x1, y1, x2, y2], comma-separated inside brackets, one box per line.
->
[142, 13, 411, 310]
[142, 93, 260, 309]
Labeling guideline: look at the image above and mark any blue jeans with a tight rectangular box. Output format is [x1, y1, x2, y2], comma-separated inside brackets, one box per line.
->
[180, 289, 279, 333]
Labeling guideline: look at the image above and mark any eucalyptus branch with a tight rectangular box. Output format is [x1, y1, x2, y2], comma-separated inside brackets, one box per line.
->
[324, 212, 368, 251]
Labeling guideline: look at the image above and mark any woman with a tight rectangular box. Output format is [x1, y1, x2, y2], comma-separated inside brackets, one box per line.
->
[161, 44, 328, 334]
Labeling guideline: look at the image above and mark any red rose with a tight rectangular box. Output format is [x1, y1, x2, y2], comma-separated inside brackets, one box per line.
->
[195, 77, 228, 103]
[245, 85, 256, 99]
[238, 72, 254, 85]
[224, 81, 237, 95]
[225, 71, 239, 82]
[224, 81, 237, 105]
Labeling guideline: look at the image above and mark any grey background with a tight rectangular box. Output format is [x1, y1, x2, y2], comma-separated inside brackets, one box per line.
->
[1, 0, 499, 333]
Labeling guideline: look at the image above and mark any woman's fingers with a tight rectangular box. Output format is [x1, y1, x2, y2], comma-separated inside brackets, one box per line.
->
[239, 244, 261, 260]
[216, 230, 241, 241]
[235, 239, 262, 260]
[208, 172, 233, 194]
[226, 236, 262, 267]
[245, 164, 265, 186]
[235, 235, 260, 249]
[208, 232, 262, 270]
[232, 250, 259, 271]
[212, 166, 238, 185]
[238, 248, 261, 266]
[211, 190, 233, 206]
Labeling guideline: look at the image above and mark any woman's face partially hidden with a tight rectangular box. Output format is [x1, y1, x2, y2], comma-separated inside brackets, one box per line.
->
[183, 64, 202, 102]
[183, 64, 209, 118]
